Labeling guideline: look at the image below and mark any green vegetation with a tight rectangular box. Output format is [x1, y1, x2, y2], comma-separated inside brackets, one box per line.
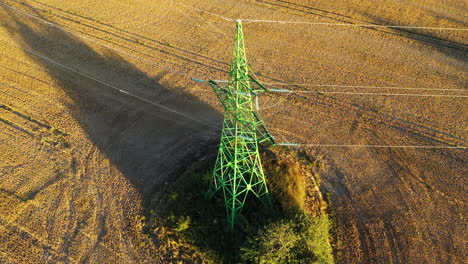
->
[241, 214, 333, 264]
[264, 157, 307, 212]
[144, 148, 335, 263]
[144, 149, 334, 263]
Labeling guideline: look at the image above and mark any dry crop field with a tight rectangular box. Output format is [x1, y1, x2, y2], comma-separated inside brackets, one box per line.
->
[0, 0, 466, 263]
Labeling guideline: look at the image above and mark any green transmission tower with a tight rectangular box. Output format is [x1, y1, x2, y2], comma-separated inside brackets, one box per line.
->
[207, 20, 275, 230]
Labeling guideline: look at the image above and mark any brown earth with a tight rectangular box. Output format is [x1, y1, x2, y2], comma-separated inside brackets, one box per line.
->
[0, 0, 466, 263]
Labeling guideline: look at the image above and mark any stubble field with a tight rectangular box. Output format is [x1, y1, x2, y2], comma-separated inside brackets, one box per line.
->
[0, 0, 466, 263]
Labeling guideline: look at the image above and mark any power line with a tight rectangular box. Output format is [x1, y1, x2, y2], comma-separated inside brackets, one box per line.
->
[2, 1, 466, 149]
[257, 92, 292, 111]
[278, 143, 467, 149]
[267, 89, 468, 98]
[164, 0, 229, 38]
[27, 0, 230, 50]
[240, 19, 468, 31]
[6, 1, 465, 99]
[204, 11, 464, 89]
[259, 83, 466, 92]
[164, 1, 468, 31]
[169, 0, 234, 22]
[0, 1, 203, 79]
[0, 40, 219, 129]
[212, 81, 468, 97]
[6, 43, 463, 149]
[177, 2, 427, 88]
[213, 80, 467, 92]
[3, 44, 465, 149]
[15, 0, 465, 98]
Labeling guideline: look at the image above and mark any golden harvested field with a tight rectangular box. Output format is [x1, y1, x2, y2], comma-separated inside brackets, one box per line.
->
[0, 0, 466, 263]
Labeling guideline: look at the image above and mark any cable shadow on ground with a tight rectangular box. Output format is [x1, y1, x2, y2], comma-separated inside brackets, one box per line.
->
[8, 0, 229, 78]
[0, 6, 222, 199]
[257, 0, 468, 60]
[360, 13, 468, 63]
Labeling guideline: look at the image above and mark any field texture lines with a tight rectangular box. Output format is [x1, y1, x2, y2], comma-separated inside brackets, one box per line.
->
[0, 0, 466, 263]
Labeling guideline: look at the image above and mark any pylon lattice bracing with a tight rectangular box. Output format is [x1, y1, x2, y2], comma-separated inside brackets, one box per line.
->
[207, 20, 275, 230]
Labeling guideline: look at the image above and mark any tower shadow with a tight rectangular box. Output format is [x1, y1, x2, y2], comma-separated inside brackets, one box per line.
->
[0, 6, 222, 198]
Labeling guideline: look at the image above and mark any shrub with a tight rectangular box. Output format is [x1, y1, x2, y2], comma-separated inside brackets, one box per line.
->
[300, 215, 335, 264]
[241, 214, 334, 264]
[241, 219, 300, 264]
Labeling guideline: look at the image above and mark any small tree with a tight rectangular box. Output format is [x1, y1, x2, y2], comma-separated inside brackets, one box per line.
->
[241, 214, 334, 264]
[241, 219, 301, 263]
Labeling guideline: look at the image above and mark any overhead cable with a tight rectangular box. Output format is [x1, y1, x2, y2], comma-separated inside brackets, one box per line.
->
[0, 40, 219, 129]
[0, 2, 201, 79]
[259, 82, 467, 92]
[268, 89, 468, 98]
[165, 1, 468, 31]
[278, 143, 467, 149]
[240, 19, 468, 31]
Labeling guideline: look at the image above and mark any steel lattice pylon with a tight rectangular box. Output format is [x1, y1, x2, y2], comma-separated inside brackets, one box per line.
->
[207, 20, 275, 230]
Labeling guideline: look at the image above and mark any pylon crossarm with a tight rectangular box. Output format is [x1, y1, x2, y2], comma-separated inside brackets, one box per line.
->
[252, 112, 276, 145]
[208, 81, 233, 110]
[249, 75, 268, 94]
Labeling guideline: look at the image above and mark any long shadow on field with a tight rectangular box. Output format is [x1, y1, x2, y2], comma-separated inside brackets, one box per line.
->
[361, 13, 468, 65]
[257, 0, 468, 57]
[0, 6, 222, 198]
